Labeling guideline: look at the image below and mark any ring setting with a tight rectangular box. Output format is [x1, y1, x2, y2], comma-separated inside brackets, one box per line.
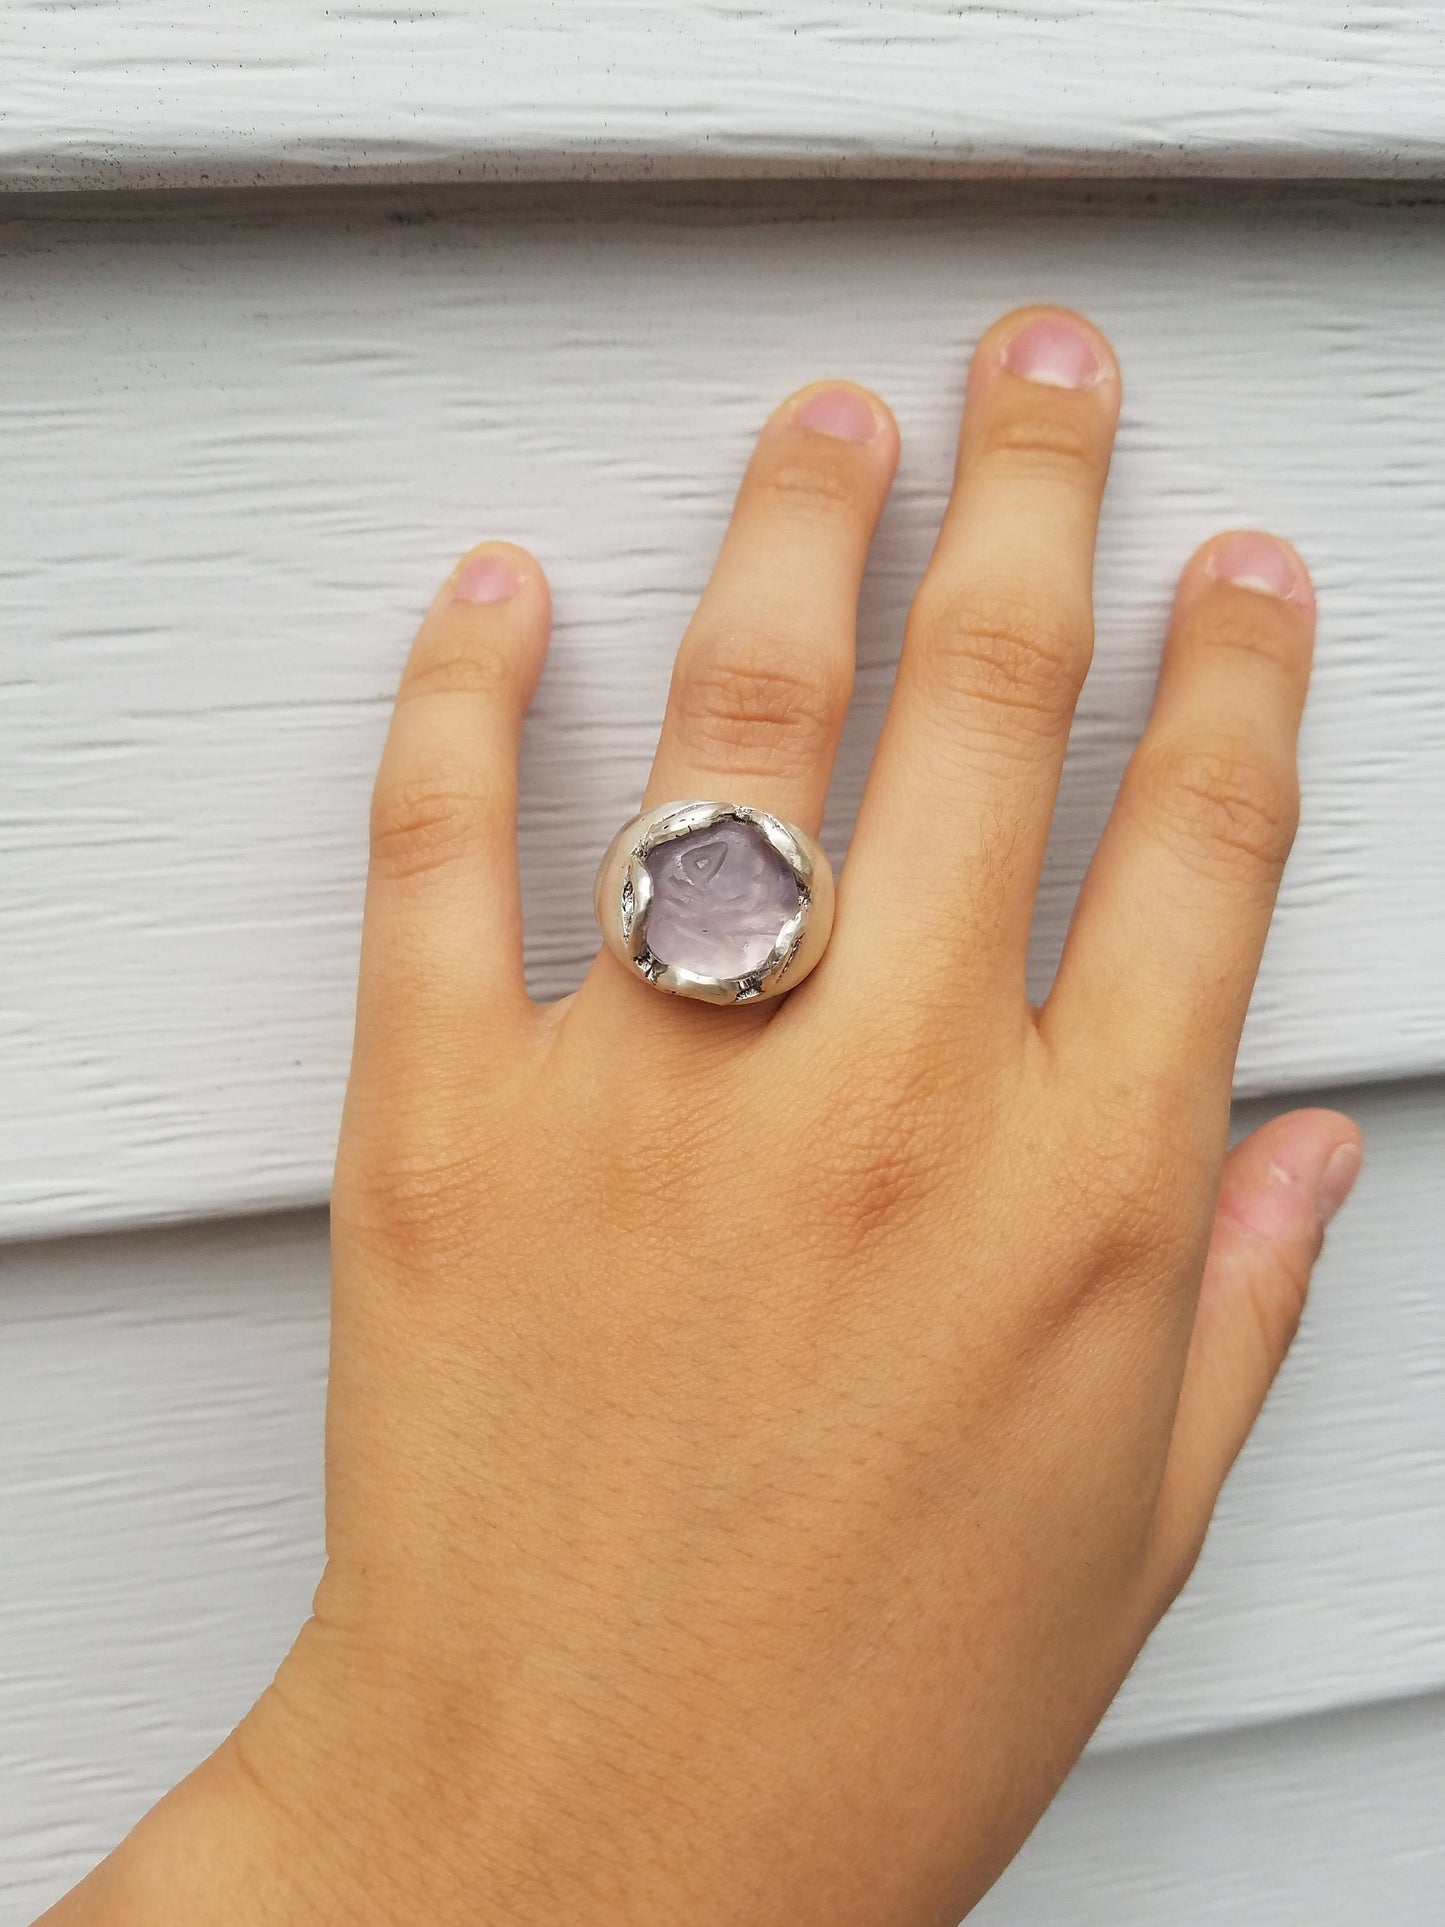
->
[593, 800, 835, 1005]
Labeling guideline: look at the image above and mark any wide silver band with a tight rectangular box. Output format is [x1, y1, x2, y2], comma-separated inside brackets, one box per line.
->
[593, 799, 835, 1005]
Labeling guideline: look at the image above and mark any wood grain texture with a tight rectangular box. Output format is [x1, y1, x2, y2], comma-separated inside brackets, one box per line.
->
[1, 1076, 1440, 1915]
[3, 183, 1444, 1237]
[4, 3, 1445, 193]
[976, 1690, 1445, 1926]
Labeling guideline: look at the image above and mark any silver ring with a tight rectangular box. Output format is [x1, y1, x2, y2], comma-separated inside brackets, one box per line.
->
[593, 799, 835, 1005]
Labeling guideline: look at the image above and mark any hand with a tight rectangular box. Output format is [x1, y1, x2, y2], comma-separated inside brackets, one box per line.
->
[48, 307, 1362, 1926]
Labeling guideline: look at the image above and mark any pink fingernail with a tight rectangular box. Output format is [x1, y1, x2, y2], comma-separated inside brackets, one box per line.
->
[451, 553, 520, 604]
[1000, 316, 1106, 390]
[1316, 1139, 1364, 1227]
[793, 387, 879, 444]
[1207, 533, 1314, 608]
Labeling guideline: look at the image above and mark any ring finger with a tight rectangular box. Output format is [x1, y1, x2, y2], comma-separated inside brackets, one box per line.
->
[579, 379, 898, 1014]
[642, 380, 898, 826]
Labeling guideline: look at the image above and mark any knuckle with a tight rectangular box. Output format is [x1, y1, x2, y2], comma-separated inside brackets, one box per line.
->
[751, 444, 870, 521]
[398, 639, 519, 706]
[369, 767, 497, 881]
[1060, 1073, 1208, 1286]
[1189, 602, 1310, 676]
[975, 403, 1102, 481]
[1132, 735, 1299, 881]
[1088, 1161, 1190, 1283]
[674, 629, 846, 776]
[1037, 1157, 1178, 1315]
[810, 1041, 954, 1253]
[908, 581, 1089, 732]
[333, 1127, 495, 1280]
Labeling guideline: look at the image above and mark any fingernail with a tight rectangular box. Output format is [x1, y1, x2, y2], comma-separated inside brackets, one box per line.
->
[1316, 1139, 1364, 1227]
[451, 553, 520, 604]
[1207, 533, 1314, 609]
[793, 386, 880, 444]
[1000, 316, 1106, 390]
[1221, 1126, 1361, 1247]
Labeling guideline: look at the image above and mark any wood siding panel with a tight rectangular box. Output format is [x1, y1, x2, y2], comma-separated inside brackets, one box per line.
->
[5, 3, 1445, 192]
[3, 185, 1444, 1236]
[977, 1691, 1445, 1926]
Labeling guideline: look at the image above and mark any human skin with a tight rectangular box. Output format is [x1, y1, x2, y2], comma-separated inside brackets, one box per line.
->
[42, 306, 1362, 1926]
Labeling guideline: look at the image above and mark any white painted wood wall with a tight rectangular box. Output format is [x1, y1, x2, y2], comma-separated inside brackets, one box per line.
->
[2, 8, 1443, 1920]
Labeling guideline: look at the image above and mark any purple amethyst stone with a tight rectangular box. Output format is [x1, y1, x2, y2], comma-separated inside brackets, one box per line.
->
[642, 818, 801, 979]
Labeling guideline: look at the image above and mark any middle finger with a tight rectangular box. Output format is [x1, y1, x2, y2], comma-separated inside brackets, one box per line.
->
[834, 307, 1121, 1011]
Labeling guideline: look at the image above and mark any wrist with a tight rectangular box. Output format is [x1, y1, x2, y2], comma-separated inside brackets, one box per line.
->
[37, 1635, 411, 1926]
[36, 1631, 669, 1927]
[35, 1727, 314, 1926]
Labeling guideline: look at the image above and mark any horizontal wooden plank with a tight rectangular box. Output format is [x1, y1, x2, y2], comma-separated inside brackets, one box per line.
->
[978, 1690, 1445, 1926]
[2, 183, 1444, 1236]
[0, 1075, 1440, 1915]
[4, 3, 1445, 194]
